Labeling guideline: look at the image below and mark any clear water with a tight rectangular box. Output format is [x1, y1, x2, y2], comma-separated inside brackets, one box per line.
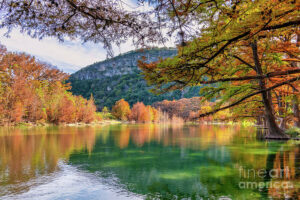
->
[0, 124, 299, 200]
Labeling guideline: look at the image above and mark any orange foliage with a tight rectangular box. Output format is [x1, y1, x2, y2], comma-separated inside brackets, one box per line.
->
[130, 102, 148, 122]
[153, 97, 201, 120]
[129, 102, 159, 123]
[0, 127, 97, 183]
[112, 99, 131, 121]
[0, 44, 96, 125]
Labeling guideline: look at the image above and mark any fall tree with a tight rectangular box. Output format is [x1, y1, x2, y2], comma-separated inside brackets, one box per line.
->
[153, 97, 201, 120]
[151, 106, 159, 122]
[0, 44, 97, 125]
[130, 102, 148, 122]
[129, 102, 159, 123]
[112, 99, 131, 121]
[139, 0, 300, 138]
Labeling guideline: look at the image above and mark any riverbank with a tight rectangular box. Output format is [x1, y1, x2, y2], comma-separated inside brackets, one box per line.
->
[1, 120, 299, 140]
[0, 120, 122, 128]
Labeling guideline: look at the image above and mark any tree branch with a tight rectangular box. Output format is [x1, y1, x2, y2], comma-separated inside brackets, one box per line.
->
[263, 20, 300, 31]
[231, 55, 256, 70]
[195, 19, 300, 68]
[193, 76, 300, 119]
[192, 69, 300, 84]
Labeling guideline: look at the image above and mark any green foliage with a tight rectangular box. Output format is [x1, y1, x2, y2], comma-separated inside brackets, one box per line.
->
[97, 112, 115, 120]
[138, 0, 299, 135]
[70, 73, 201, 109]
[102, 107, 109, 113]
[111, 99, 131, 121]
[69, 48, 201, 109]
[285, 127, 300, 138]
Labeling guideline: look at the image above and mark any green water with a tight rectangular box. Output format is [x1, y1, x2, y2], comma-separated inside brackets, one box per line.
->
[0, 124, 299, 200]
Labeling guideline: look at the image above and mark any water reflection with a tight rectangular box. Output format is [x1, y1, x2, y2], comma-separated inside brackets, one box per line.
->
[0, 124, 299, 199]
[0, 126, 97, 196]
[267, 145, 299, 199]
[110, 124, 240, 150]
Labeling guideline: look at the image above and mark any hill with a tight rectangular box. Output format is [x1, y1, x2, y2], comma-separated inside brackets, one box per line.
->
[69, 48, 201, 109]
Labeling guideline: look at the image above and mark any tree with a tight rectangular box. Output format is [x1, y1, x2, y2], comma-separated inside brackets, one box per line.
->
[102, 106, 109, 114]
[153, 97, 201, 120]
[151, 106, 159, 122]
[112, 99, 131, 121]
[84, 94, 97, 123]
[130, 102, 147, 122]
[129, 102, 159, 123]
[58, 94, 76, 123]
[139, 0, 300, 138]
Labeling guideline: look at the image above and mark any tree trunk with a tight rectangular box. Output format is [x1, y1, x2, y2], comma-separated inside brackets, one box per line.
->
[251, 41, 288, 139]
[279, 117, 287, 130]
[292, 34, 300, 127]
[263, 93, 288, 138]
[276, 93, 288, 130]
[263, 116, 267, 128]
[293, 94, 300, 127]
[256, 116, 263, 126]
[292, 33, 300, 127]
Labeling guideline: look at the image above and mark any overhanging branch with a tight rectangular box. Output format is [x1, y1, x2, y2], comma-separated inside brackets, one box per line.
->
[195, 19, 300, 68]
[193, 76, 300, 119]
[192, 69, 300, 84]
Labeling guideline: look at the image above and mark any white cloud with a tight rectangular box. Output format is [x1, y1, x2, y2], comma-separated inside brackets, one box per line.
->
[0, 29, 136, 73]
[0, 0, 176, 74]
[0, 0, 146, 73]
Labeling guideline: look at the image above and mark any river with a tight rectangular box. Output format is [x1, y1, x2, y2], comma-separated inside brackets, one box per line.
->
[0, 124, 298, 199]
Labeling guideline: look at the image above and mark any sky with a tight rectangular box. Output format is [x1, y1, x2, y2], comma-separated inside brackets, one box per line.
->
[0, 0, 163, 74]
[0, 29, 137, 74]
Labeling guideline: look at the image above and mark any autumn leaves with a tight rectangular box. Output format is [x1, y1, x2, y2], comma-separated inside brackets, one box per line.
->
[0, 45, 97, 125]
[111, 99, 159, 122]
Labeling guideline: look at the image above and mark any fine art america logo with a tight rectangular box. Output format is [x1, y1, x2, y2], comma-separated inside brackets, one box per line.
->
[238, 166, 294, 190]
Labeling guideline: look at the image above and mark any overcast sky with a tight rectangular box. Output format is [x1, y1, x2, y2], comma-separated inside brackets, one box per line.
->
[0, 0, 169, 74]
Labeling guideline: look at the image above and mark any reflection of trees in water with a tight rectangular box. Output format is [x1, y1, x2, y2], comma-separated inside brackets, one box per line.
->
[69, 124, 263, 199]
[0, 127, 97, 186]
[106, 124, 244, 150]
[0, 125, 298, 199]
[229, 129, 299, 199]
[69, 124, 299, 199]
[267, 144, 299, 199]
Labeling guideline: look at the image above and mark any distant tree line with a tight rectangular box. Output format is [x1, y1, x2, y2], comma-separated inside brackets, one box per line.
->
[110, 99, 183, 123]
[69, 70, 201, 109]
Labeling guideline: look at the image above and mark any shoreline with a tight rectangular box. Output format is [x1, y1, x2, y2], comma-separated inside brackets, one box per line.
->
[0, 120, 122, 128]
[1, 121, 299, 140]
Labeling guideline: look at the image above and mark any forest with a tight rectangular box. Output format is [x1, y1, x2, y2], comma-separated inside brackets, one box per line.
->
[0, 45, 97, 125]
[68, 48, 201, 109]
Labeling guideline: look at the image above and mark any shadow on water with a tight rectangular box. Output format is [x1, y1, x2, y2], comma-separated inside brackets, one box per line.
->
[0, 124, 299, 199]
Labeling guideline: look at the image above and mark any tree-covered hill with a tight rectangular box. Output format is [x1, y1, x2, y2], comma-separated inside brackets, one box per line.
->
[69, 48, 201, 109]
